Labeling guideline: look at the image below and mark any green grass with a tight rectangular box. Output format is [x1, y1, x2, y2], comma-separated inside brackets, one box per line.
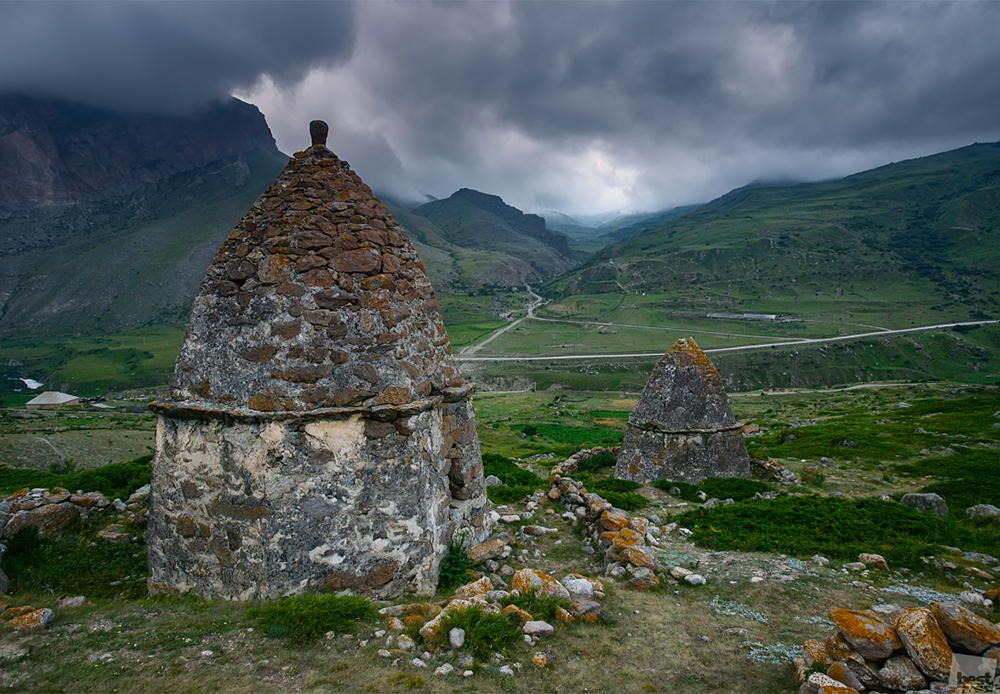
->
[0, 454, 152, 499]
[896, 450, 1000, 516]
[437, 606, 521, 660]
[677, 495, 1000, 570]
[248, 594, 374, 644]
[2, 524, 149, 600]
[482, 453, 546, 504]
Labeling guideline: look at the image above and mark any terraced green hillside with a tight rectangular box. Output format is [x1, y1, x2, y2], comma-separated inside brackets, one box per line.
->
[549, 141, 1000, 328]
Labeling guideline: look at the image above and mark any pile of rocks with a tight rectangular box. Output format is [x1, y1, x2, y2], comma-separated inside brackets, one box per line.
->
[548, 474, 705, 590]
[372, 568, 605, 674]
[550, 446, 620, 476]
[0, 484, 150, 593]
[795, 601, 1000, 693]
[749, 457, 803, 487]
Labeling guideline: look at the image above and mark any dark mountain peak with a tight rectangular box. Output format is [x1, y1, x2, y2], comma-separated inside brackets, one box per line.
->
[0, 94, 278, 206]
[428, 187, 575, 260]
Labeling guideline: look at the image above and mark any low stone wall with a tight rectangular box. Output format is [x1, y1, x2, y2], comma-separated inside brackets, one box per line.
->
[550, 446, 620, 476]
[148, 394, 492, 600]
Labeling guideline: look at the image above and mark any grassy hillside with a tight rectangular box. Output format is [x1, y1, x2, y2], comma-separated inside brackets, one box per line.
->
[548, 141, 1000, 327]
[412, 188, 577, 286]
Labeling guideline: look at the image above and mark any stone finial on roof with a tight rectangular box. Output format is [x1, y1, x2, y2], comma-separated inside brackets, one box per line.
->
[309, 120, 329, 147]
[615, 338, 749, 484]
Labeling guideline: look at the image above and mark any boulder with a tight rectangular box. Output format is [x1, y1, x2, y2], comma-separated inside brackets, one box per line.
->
[501, 604, 532, 626]
[569, 600, 604, 623]
[7, 607, 55, 630]
[900, 493, 949, 517]
[857, 553, 889, 572]
[894, 607, 954, 681]
[522, 620, 554, 637]
[448, 627, 465, 650]
[511, 569, 570, 601]
[826, 662, 865, 692]
[799, 672, 858, 694]
[877, 655, 927, 691]
[966, 504, 1000, 520]
[453, 576, 492, 600]
[828, 607, 902, 660]
[929, 601, 1000, 654]
[839, 653, 882, 692]
[0, 567, 7, 595]
[468, 537, 506, 563]
[97, 524, 130, 543]
[3, 503, 79, 538]
[626, 567, 660, 590]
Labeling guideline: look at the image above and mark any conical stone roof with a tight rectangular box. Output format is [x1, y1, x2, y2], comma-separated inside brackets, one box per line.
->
[162, 123, 463, 416]
[628, 337, 737, 431]
[614, 337, 749, 483]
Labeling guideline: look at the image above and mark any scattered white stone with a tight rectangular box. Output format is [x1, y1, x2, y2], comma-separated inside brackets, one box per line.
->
[844, 562, 866, 572]
[960, 591, 986, 607]
[678, 527, 693, 538]
[412, 657, 427, 668]
[463, 670, 474, 678]
[750, 576, 765, 584]
[485, 475, 502, 487]
[669, 566, 692, 580]
[378, 649, 391, 659]
[397, 634, 416, 650]
[112, 499, 127, 512]
[501, 515, 521, 523]
[200, 650, 214, 657]
[449, 627, 465, 650]
[374, 630, 386, 638]
[564, 578, 595, 599]
[99, 653, 114, 662]
[811, 555, 831, 567]
[498, 665, 515, 676]
[684, 574, 706, 586]
[434, 663, 454, 676]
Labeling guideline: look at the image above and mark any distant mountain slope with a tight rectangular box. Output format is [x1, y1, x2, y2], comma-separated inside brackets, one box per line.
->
[550, 141, 1000, 322]
[0, 95, 287, 336]
[411, 188, 577, 285]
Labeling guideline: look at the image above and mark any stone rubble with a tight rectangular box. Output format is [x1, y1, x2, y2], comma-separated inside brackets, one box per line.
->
[796, 599, 1000, 693]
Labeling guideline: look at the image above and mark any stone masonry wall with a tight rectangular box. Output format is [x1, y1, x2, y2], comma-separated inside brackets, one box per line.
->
[148, 397, 489, 600]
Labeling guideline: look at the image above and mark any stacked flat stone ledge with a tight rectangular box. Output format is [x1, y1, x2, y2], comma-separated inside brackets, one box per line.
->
[614, 338, 750, 484]
[147, 122, 491, 600]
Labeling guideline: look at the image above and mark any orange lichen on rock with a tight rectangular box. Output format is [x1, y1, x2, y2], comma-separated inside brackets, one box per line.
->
[828, 607, 902, 660]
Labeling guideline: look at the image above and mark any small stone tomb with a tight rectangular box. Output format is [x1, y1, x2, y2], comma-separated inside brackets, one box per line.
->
[147, 121, 491, 600]
[614, 337, 749, 483]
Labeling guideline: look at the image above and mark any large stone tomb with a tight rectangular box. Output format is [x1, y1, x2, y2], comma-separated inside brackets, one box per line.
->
[614, 338, 749, 484]
[147, 122, 491, 600]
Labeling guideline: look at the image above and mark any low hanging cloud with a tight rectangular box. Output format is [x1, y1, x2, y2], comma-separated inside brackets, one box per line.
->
[245, 1, 1000, 215]
[3, 1, 1000, 215]
[0, 1, 355, 113]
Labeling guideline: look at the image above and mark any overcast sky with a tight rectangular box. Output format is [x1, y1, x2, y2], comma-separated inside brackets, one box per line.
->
[3, 1, 1000, 218]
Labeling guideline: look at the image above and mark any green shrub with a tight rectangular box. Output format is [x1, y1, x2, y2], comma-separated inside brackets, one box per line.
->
[438, 607, 520, 660]
[248, 594, 373, 644]
[897, 450, 1000, 514]
[437, 535, 473, 592]
[1, 526, 148, 599]
[599, 490, 649, 512]
[677, 496, 1000, 570]
[501, 588, 572, 623]
[588, 478, 642, 494]
[651, 477, 776, 503]
[576, 451, 618, 474]
[0, 454, 152, 500]
[522, 424, 537, 437]
[481, 454, 545, 505]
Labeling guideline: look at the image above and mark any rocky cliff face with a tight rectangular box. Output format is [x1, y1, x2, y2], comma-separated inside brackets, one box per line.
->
[0, 95, 287, 336]
[0, 95, 278, 206]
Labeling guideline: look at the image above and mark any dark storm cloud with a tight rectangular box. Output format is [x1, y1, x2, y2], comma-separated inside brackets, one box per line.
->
[0, 1, 356, 113]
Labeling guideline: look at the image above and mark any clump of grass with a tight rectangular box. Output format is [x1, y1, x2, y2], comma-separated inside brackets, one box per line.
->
[800, 468, 827, 488]
[481, 453, 545, 504]
[651, 477, 776, 503]
[1, 526, 148, 599]
[248, 594, 373, 644]
[0, 454, 152, 499]
[388, 674, 425, 689]
[438, 606, 521, 660]
[438, 535, 473, 592]
[677, 496, 1000, 570]
[501, 588, 573, 623]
